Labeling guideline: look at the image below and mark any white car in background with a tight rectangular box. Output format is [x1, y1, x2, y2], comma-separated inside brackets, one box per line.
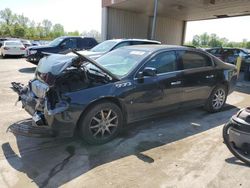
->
[0, 41, 26, 58]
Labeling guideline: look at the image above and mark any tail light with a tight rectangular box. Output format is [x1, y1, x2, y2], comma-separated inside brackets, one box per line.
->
[3, 47, 9, 50]
[20, 47, 25, 50]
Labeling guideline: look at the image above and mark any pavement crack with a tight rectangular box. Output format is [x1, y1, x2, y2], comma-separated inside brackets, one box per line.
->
[40, 145, 75, 188]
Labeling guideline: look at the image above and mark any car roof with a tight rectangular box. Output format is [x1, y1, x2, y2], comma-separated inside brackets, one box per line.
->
[122, 44, 193, 52]
[59, 36, 95, 39]
[4, 40, 23, 44]
[106, 39, 161, 44]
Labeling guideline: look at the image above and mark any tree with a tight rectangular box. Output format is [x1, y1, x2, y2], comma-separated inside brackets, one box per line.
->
[16, 14, 29, 27]
[200, 32, 210, 46]
[82, 30, 101, 42]
[246, 42, 250, 49]
[13, 23, 25, 37]
[67, 30, 80, 36]
[208, 34, 222, 47]
[192, 35, 200, 46]
[42, 19, 52, 37]
[52, 24, 65, 37]
[0, 23, 12, 36]
[0, 8, 15, 26]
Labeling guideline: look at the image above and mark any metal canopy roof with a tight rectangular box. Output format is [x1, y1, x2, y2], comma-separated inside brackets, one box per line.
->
[104, 0, 250, 21]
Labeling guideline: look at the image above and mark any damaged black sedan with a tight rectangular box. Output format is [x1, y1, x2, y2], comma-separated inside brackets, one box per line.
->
[11, 45, 238, 144]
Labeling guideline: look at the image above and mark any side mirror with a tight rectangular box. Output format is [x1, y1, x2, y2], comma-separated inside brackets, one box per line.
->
[137, 67, 157, 80]
[60, 43, 66, 49]
[142, 67, 157, 77]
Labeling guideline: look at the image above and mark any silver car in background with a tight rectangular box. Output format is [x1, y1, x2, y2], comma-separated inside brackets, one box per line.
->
[0, 41, 26, 58]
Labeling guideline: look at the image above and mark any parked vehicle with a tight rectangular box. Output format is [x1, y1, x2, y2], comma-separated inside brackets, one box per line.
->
[20, 39, 32, 48]
[77, 39, 161, 59]
[30, 40, 41, 46]
[26, 36, 98, 64]
[11, 45, 237, 144]
[206, 47, 250, 70]
[0, 41, 26, 57]
[223, 107, 250, 165]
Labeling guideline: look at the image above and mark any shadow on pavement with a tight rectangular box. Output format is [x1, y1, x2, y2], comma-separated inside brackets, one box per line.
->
[2, 104, 240, 187]
[0, 56, 24, 59]
[225, 157, 249, 167]
[18, 67, 36, 73]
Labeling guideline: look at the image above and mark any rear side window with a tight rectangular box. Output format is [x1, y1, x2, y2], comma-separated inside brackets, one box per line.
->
[209, 49, 217, 54]
[78, 38, 97, 49]
[113, 41, 131, 50]
[178, 51, 212, 69]
[145, 51, 177, 74]
[61, 38, 77, 49]
[131, 41, 158, 45]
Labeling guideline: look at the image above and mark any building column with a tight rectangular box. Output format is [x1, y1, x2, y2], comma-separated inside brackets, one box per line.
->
[181, 21, 187, 45]
[151, 0, 158, 40]
[101, 7, 108, 41]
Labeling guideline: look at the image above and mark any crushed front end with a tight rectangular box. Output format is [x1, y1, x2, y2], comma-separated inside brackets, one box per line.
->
[10, 54, 83, 137]
[10, 79, 73, 137]
[10, 52, 117, 138]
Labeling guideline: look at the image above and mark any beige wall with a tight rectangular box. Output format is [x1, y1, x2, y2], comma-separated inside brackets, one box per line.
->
[105, 8, 149, 40]
[103, 8, 185, 45]
[152, 16, 185, 45]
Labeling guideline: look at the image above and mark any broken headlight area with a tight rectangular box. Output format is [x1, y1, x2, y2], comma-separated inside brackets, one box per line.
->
[10, 80, 71, 137]
[10, 53, 117, 137]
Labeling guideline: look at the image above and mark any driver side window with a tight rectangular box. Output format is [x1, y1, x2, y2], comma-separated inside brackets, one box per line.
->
[145, 51, 177, 74]
[61, 38, 77, 49]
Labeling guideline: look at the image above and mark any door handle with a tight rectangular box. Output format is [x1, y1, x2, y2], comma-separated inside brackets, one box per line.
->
[171, 81, 182, 85]
[206, 75, 215, 79]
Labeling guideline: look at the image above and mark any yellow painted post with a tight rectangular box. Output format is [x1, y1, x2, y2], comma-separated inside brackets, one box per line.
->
[236, 56, 242, 78]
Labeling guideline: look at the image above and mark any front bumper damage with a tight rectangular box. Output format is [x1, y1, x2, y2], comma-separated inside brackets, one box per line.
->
[10, 81, 75, 138]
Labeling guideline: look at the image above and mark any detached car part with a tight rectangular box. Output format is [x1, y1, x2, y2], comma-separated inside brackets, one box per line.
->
[223, 107, 250, 165]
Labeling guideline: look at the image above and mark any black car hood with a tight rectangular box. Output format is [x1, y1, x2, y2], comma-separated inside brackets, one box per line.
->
[37, 53, 119, 81]
[37, 54, 76, 75]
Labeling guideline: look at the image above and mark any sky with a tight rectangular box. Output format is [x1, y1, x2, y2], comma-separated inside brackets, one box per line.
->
[0, 0, 102, 32]
[185, 16, 250, 42]
[1, 0, 250, 42]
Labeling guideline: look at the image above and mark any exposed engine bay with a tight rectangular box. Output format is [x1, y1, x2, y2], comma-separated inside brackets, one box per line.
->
[10, 51, 118, 137]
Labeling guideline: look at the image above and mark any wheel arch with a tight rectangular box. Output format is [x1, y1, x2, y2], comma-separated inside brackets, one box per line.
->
[76, 97, 128, 129]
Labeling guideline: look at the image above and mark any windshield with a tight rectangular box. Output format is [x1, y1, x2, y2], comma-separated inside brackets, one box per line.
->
[241, 48, 249, 54]
[90, 40, 118, 53]
[49, 37, 64, 47]
[95, 48, 149, 77]
[5, 41, 23, 46]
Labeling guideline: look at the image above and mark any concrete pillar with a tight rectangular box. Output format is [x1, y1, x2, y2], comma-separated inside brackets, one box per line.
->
[151, 0, 158, 40]
[181, 21, 187, 45]
[101, 7, 108, 41]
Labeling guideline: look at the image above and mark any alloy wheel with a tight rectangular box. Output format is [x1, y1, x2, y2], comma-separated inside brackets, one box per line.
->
[89, 109, 118, 138]
[212, 88, 226, 110]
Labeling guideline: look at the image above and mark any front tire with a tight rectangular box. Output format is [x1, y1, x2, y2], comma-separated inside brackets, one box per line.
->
[205, 85, 227, 113]
[79, 102, 123, 145]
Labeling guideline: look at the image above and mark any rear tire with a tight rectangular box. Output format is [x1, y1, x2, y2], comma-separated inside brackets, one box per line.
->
[205, 85, 227, 113]
[78, 102, 123, 145]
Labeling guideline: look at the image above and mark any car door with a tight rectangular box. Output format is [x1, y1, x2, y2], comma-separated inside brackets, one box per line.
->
[126, 50, 182, 121]
[177, 50, 217, 106]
